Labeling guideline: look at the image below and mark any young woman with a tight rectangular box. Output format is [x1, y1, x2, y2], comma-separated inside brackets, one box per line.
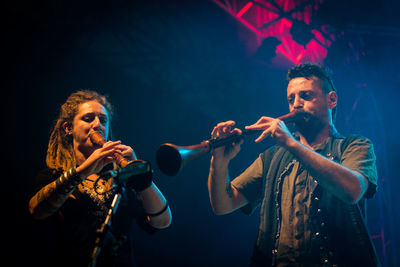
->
[29, 90, 171, 266]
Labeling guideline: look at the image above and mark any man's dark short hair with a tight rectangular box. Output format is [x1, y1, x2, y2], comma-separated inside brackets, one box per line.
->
[286, 63, 337, 121]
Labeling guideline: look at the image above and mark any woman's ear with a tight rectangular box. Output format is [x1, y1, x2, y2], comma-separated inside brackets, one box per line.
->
[63, 122, 72, 135]
[327, 91, 337, 109]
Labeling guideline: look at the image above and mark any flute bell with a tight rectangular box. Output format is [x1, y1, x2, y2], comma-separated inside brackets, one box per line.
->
[156, 142, 210, 176]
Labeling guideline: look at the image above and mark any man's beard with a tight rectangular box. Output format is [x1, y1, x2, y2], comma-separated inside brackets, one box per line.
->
[294, 111, 324, 135]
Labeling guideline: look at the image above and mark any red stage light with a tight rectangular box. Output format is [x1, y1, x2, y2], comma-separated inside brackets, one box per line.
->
[213, 0, 336, 67]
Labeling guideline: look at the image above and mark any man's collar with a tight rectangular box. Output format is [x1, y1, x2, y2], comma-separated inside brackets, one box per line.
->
[293, 127, 342, 151]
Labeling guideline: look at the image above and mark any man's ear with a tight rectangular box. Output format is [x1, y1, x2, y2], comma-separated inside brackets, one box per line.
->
[63, 122, 72, 135]
[327, 91, 337, 109]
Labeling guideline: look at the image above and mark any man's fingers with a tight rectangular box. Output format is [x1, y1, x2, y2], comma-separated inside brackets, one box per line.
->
[254, 130, 272, 143]
[216, 120, 235, 128]
[212, 121, 237, 138]
[245, 123, 269, 130]
[231, 128, 243, 135]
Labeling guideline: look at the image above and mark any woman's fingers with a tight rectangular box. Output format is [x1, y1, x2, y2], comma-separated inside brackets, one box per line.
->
[114, 144, 135, 160]
[102, 140, 121, 149]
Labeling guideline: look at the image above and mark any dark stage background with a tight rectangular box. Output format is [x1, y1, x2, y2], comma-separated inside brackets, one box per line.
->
[4, 0, 400, 266]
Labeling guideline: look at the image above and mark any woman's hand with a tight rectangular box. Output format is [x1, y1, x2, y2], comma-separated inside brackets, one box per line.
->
[76, 140, 122, 179]
[115, 144, 137, 160]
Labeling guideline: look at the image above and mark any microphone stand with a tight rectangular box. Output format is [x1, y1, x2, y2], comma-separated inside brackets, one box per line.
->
[88, 160, 151, 267]
[88, 176, 124, 267]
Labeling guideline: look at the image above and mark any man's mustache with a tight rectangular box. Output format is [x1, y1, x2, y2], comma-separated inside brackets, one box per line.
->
[293, 110, 313, 122]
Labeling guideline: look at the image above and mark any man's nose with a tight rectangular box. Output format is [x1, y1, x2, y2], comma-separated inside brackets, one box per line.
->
[293, 96, 303, 109]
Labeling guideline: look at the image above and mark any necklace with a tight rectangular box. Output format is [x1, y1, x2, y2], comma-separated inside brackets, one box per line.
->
[78, 177, 116, 207]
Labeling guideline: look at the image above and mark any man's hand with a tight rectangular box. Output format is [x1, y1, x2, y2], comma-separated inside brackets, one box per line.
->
[211, 120, 244, 163]
[245, 116, 295, 146]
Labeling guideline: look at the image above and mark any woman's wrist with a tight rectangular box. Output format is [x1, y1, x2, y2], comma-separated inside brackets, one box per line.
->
[144, 201, 169, 217]
[55, 167, 84, 195]
[75, 164, 89, 180]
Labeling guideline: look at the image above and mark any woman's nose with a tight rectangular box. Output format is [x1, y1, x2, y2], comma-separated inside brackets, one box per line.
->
[92, 116, 101, 129]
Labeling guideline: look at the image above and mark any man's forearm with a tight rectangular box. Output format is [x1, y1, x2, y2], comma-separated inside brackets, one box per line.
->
[208, 157, 247, 215]
[286, 139, 368, 203]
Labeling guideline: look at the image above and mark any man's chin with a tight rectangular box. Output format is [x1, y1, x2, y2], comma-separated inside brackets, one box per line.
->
[294, 113, 321, 133]
[294, 111, 311, 125]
